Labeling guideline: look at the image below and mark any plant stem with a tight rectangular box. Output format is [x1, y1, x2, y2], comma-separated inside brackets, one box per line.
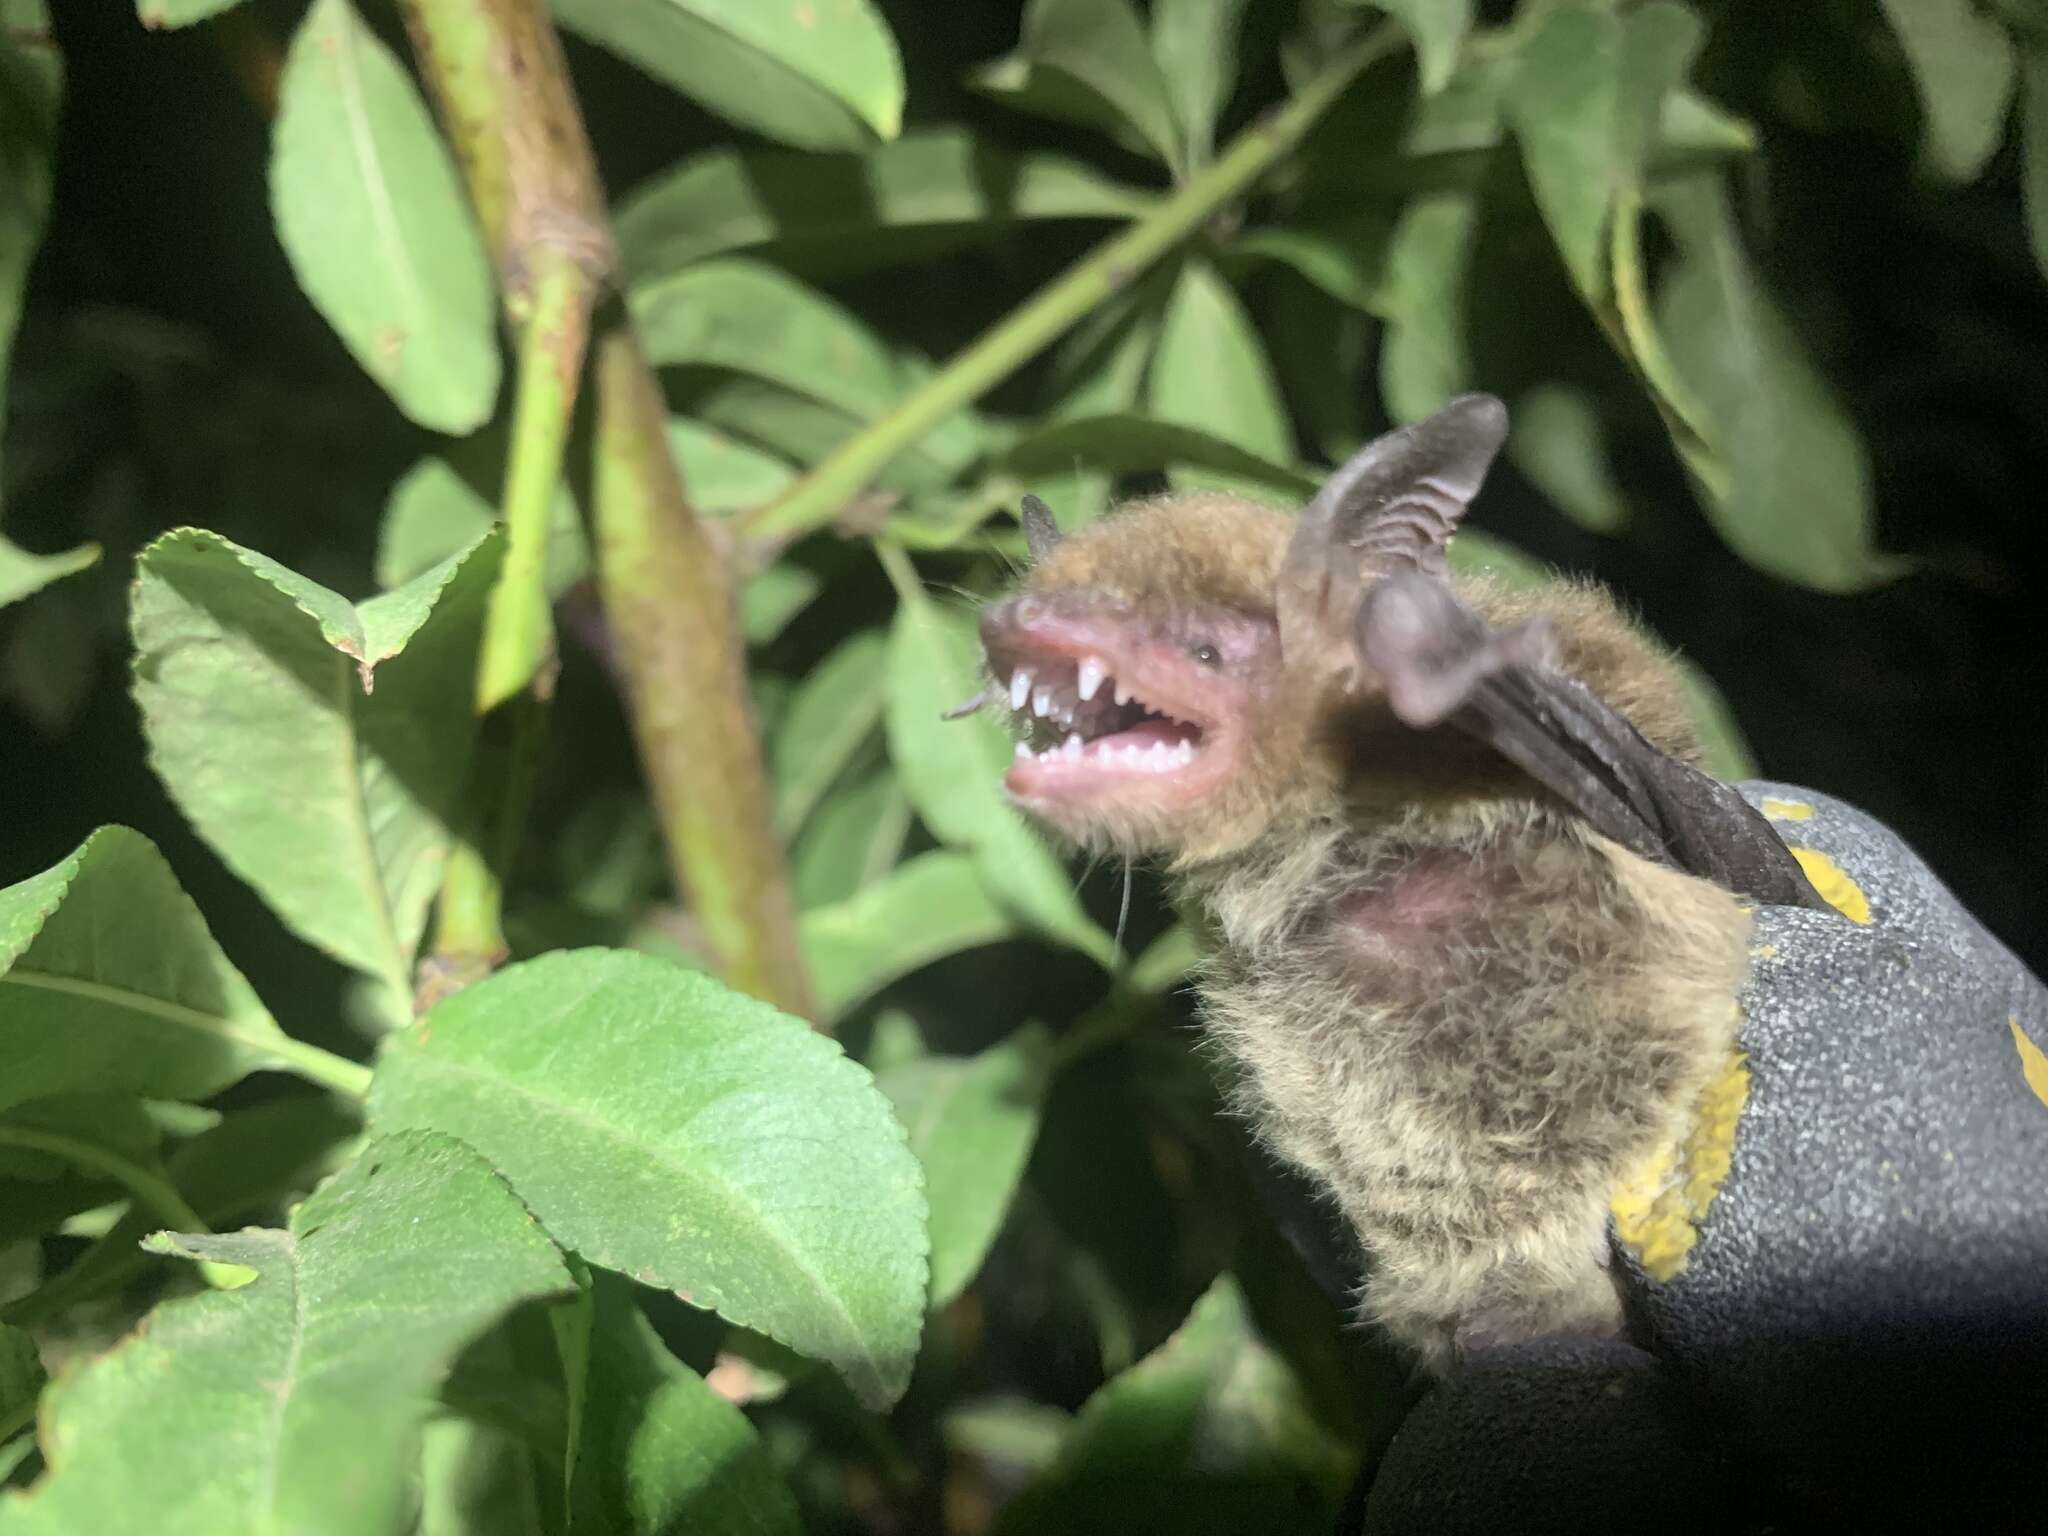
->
[594, 321, 816, 1019]
[431, 254, 581, 977]
[404, 0, 810, 1019]
[0, 1126, 255, 1292]
[1608, 183, 1731, 502]
[265, 1037, 375, 1099]
[746, 23, 1404, 543]
[477, 251, 592, 712]
[0, 1126, 207, 1235]
[403, 0, 610, 994]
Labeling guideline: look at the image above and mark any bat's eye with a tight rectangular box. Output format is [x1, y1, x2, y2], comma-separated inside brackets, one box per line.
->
[1190, 643, 1222, 667]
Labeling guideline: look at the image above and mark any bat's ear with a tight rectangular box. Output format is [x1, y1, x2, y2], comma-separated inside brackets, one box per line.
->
[1275, 393, 1508, 677]
[1019, 494, 1062, 563]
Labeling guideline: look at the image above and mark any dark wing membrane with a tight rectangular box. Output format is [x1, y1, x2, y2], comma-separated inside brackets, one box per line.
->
[1358, 572, 1827, 911]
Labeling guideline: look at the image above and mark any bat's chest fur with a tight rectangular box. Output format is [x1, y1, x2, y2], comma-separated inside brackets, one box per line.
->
[1180, 807, 1753, 1368]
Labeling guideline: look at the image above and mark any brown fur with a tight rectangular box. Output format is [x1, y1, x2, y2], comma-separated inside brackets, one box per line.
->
[1001, 492, 1753, 1371]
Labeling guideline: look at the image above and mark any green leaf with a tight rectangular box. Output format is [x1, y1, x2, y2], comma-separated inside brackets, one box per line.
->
[1149, 0, 1250, 164]
[0, 1133, 570, 1535]
[1130, 925, 1199, 995]
[1146, 260, 1294, 494]
[974, 0, 1185, 172]
[269, 0, 499, 434]
[1003, 414, 1316, 501]
[366, 949, 929, 1410]
[569, 1273, 801, 1535]
[551, 0, 904, 151]
[634, 262, 979, 475]
[1673, 660, 1757, 782]
[944, 1397, 1072, 1475]
[740, 561, 823, 647]
[681, 376, 974, 492]
[0, 828, 290, 1117]
[376, 458, 588, 598]
[0, 1097, 162, 1182]
[992, 1276, 1357, 1535]
[1, 1322, 42, 1433]
[666, 417, 797, 512]
[802, 850, 1017, 1024]
[1508, 383, 1631, 534]
[635, 261, 901, 414]
[0, 2, 59, 510]
[375, 422, 791, 595]
[1228, 214, 1400, 316]
[1504, 2, 1617, 301]
[3, 1096, 361, 1329]
[132, 529, 498, 1024]
[877, 1026, 1050, 1307]
[1656, 177, 1899, 592]
[1445, 529, 1552, 590]
[772, 630, 886, 837]
[2023, 46, 2048, 281]
[884, 585, 1113, 967]
[1363, 0, 1473, 96]
[791, 771, 911, 911]
[1047, 283, 1167, 425]
[417, 1418, 548, 1536]
[1505, 2, 1704, 301]
[1376, 192, 1478, 423]
[136, 1, 246, 24]
[617, 127, 1151, 281]
[1878, 0, 2018, 182]
[0, 540, 96, 610]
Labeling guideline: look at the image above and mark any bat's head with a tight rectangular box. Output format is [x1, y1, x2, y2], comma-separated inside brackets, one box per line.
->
[978, 396, 1522, 864]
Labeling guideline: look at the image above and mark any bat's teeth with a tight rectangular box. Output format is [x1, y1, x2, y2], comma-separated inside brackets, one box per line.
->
[1172, 741, 1195, 765]
[1062, 733, 1083, 758]
[1113, 679, 1133, 706]
[1014, 741, 1030, 759]
[1009, 669, 1033, 711]
[1076, 656, 1107, 701]
[1032, 685, 1054, 717]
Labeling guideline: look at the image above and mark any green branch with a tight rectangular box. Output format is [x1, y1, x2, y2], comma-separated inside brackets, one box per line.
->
[403, 0, 813, 1020]
[747, 23, 1404, 543]
[594, 323, 817, 1019]
[477, 251, 592, 711]
[0, 1125, 207, 1235]
[264, 1037, 374, 1099]
[1608, 183, 1730, 504]
[403, 0, 612, 995]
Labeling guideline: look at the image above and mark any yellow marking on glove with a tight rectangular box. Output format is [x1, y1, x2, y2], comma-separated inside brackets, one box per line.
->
[1612, 1050, 1751, 1282]
[1790, 847, 1871, 925]
[2011, 1017, 2048, 1113]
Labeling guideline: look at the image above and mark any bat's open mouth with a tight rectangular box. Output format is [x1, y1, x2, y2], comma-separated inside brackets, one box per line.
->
[980, 603, 1246, 811]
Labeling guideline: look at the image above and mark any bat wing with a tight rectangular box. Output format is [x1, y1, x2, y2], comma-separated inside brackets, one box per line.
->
[1357, 571, 1827, 910]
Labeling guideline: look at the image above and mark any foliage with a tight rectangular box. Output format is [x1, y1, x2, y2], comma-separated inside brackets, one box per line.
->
[0, 0, 2039, 1532]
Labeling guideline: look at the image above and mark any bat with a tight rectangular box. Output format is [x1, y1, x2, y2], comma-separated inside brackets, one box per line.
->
[967, 394, 1826, 1373]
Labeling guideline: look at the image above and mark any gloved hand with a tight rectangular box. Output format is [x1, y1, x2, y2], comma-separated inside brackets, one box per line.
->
[1290, 783, 2048, 1533]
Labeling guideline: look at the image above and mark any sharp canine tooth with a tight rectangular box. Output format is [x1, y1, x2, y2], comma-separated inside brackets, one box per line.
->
[1113, 680, 1133, 706]
[1077, 657, 1107, 701]
[1010, 669, 1032, 710]
[1015, 742, 1029, 759]
[1063, 733, 1083, 758]
[1033, 686, 1053, 717]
